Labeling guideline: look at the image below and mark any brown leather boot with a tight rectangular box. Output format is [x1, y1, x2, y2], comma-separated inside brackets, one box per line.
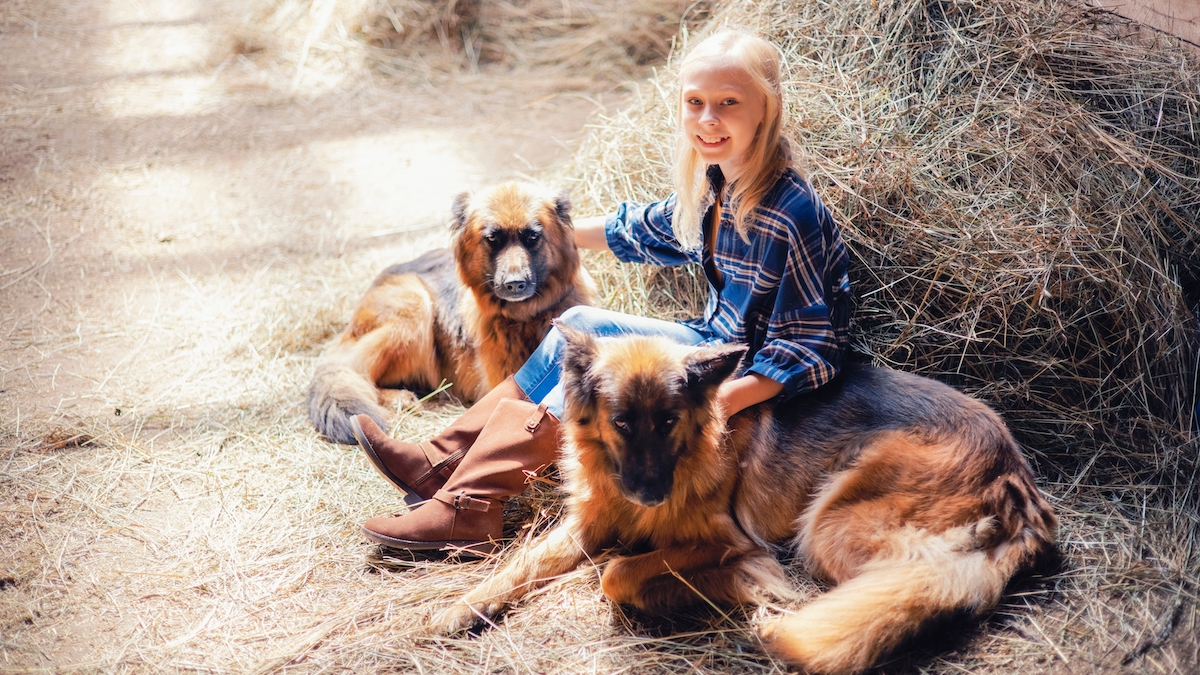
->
[351, 377, 528, 506]
[362, 398, 559, 556]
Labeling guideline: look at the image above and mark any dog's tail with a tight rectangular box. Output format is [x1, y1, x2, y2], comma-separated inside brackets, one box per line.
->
[306, 359, 389, 445]
[759, 518, 1042, 675]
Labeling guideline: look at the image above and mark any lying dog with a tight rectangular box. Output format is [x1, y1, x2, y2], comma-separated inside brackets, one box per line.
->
[432, 327, 1057, 674]
[307, 182, 595, 444]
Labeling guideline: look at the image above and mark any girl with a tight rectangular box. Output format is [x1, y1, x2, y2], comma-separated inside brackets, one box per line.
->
[351, 29, 851, 555]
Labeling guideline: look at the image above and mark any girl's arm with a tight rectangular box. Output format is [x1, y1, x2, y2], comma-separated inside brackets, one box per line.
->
[716, 373, 784, 418]
[573, 215, 610, 251]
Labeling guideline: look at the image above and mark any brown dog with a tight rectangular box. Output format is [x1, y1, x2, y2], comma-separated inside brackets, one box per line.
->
[432, 327, 1057, 674]
[306, 182, 594, 444]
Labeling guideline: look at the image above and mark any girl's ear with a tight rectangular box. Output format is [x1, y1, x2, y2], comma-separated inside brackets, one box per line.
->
[450, 191, 471, 233]
[558, 321, 600, 415]
[683, 344, 746, 403]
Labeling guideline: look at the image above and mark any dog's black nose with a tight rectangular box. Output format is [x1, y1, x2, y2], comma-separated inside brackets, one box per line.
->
[504, 279, 527, 294]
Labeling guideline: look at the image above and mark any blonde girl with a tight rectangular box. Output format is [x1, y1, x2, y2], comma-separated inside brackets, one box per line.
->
[351, 29, 852, 555]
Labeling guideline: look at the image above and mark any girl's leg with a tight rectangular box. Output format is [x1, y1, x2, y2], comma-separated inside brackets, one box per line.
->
[358, 306, 708, 554]
[352, 376, 533, 506]
[514, 306, 708, 417]
[354, 307, 701, 506]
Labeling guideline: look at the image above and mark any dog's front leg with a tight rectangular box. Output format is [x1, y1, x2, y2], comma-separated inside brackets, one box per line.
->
[431, 518, 598, 634]
[602, 544, 789, 614]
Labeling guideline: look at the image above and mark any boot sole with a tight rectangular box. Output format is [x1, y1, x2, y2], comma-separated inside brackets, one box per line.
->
[350, 416, 425, 508]
[361, 525, 499, 557]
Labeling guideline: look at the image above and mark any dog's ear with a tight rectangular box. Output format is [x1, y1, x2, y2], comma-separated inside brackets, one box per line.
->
[553, 190, 572, 226]
[557, 320, 599, 416]
[450, 191, 471, 233]
[684, 344, 746, 401]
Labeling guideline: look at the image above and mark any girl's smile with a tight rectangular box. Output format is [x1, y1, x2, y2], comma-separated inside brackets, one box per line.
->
[680, 62, 766, 178]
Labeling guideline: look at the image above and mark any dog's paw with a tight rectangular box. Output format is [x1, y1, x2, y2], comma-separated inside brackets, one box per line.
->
[600, 558, 661, 611]
[429, 602, 485, 635]
[380, 389, 420, 414]
[599, 557, 638, 606]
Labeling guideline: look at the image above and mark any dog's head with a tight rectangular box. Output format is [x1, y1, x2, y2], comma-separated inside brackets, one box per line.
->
[451, 182, 577, 313]
[558, 323, 745, 507]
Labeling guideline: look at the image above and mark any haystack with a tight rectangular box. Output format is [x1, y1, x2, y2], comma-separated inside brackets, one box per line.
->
[239, 0, 711, 86]
[552, 1, 1200, 666]
[563, 0, 1200, 485]
[5, 0, 1193, 671]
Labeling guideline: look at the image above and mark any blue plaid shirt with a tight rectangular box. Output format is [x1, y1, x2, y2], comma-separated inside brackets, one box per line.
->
[604, 167, 851, 400]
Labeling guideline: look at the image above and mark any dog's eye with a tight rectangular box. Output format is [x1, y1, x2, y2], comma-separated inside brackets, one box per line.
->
[662, 416, 678, 431]
[522, 230, 541, 245]
[611, 417, 630, 432]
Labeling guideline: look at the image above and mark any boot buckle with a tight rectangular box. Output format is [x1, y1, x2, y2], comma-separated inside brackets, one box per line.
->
[525, 403, 549, 432]
[434, 489, 492, 513]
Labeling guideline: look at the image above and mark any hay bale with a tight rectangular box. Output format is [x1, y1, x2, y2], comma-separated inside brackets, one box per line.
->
[244, 0, 712, 82]
[558, 0, 1200, 491]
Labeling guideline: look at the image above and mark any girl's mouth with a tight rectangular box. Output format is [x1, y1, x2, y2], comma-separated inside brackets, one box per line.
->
[697, 135, 729, 147]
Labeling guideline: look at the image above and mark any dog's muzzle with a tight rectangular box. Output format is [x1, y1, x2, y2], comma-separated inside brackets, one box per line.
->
[494, 272, 537, 302]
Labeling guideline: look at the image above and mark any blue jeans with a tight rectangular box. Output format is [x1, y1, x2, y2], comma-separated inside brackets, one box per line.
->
[513, 306, 709, 418]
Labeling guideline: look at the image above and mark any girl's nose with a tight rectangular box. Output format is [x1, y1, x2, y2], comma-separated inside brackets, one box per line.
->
[700, 105, 718, 125]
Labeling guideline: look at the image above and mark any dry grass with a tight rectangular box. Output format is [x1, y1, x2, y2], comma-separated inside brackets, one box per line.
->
[2, 0, 1198, 673]
[565, 0, 1200, 479]
[557, 0, 1200, 671]
[228, 0, 711, 90]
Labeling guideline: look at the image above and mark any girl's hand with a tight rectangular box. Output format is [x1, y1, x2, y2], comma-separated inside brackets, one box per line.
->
[716, 373, 783, 420]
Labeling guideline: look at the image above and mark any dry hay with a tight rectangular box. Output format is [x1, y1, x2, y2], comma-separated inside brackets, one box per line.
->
[565, 0, 1200, 480]
[232, 0, 712, 88]
[555, 0, 1200, 670]
[3, 0, 1199, 673]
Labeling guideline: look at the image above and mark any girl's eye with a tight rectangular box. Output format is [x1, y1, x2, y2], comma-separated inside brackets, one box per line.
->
[722, 98, 738, 106]
[686, 97, 702, 106]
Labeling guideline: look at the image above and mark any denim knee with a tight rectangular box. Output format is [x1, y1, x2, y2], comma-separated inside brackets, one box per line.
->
[555, 305, 609, 333]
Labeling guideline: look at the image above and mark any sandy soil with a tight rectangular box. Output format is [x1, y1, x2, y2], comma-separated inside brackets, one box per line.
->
[6, 2, 1194, 673]
[0, 0, 619, 423]
[0, 0, 628, 670]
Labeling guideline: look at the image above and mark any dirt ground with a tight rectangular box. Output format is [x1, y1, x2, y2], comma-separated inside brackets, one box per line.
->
[3, 2, 1198, 674]
[0, 0, 631, 671]
[0, 0, 616, 420]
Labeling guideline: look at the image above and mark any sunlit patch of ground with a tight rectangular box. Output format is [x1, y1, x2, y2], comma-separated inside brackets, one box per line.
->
[0, 1, 617, 670]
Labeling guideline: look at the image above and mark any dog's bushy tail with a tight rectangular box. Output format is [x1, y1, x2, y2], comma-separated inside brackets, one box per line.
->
[306, 360, 388, 445]
[760, 521, 1033, 675]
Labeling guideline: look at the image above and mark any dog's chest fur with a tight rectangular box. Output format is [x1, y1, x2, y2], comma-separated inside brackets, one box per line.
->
[566, 433, 748, 552]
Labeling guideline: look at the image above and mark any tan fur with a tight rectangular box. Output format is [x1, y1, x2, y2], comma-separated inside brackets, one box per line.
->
[306, 182, 595, 444]
[431, 332, 1056, 675]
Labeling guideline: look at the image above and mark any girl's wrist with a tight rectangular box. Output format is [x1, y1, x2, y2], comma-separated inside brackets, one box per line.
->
[717, 373, 783, 418]
[573, 215, 610, 251]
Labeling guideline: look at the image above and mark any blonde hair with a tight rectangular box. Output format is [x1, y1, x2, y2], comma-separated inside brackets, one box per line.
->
[671, 29, 792, 249]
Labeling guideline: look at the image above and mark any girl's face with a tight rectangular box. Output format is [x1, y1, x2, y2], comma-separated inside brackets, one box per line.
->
[680, 61, 767, 179]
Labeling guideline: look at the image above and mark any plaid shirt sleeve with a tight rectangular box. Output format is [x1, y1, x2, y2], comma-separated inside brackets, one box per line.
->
[740, 174, 851, 399]
[604, 193, 702, 267]
[602, 170, 851, 401]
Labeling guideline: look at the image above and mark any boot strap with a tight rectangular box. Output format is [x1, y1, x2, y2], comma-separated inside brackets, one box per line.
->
[433, 489, 493, 513]
[413, 447, 468, 487]
[524, 403, 549, 432]
[417, 442, 443, 467]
